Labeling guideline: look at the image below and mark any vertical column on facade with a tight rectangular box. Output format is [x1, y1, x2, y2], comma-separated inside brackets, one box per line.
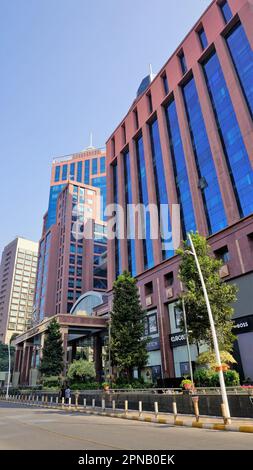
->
[239, 2, 253, 51]
[93, 334, 103, 381]
[174, 87, 209, 236]
[193, 63, 240, 225]
[129, 139, 145, 275]
[156, 277, 175, 378]
[25, 345, 33, 384]
[106, 162, 115, 290]
[215, 35, 253, 165]
[117, 153, 128, 272]
[156, 106, 182, 239]
[20, 341, 27, 384]
[142, 124, 162, 265]
[61, 328, 68, 376]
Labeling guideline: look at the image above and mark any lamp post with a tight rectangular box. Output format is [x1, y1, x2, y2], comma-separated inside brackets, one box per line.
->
[6, 341, 11, 399]
[181, 298, 194, 386]
[108, 318, 112, 386]
[186, 233, 231, 423]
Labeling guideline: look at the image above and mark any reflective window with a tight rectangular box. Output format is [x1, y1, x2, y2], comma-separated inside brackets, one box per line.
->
[91, 176, 106, 220]
[93, 278, 107, 290]
[203, 52, 253, 218]
[182, 77, 227, 234]
[54, 166, 61, 182]
[164, 99, 196, 238]
[149, 118, 173, 259]
[161, 72, 169, 95]
[123, 149, 136, 276]
[135, 135, 154, 270]
[100, 156, 106, 173]
[84, 160, 90, 184]
[220, 1, 233, 23]
[179, 51, 187, 74]
[77, 161, 82, 183]
[46, 184, 66, 229]
[113, 163, 121, 278]
[62, 164, 68, 181]
[92, 158, 98, 175]
[226, 23, 253, 118]
[70, 162, 75, 181]
[198, 27, 208, 50]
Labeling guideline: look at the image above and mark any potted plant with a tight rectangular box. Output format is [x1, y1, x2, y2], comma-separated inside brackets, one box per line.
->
[102, 382, 110, 392]
[180, 379, 194, 394]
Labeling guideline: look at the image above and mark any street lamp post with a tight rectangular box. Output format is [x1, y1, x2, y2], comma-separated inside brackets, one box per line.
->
[187, 233, 231, 423]
[108, 318, 112, 386]
[181, 298, 194, 386]
[6, 341, 11, 399]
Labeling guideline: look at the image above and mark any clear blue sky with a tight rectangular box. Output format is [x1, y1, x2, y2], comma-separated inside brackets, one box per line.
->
[0, 0, 210, 255]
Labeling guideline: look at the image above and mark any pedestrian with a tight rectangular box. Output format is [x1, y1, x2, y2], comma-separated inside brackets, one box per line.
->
[60, 384, 65, 401]
[65, 386, 71, 404]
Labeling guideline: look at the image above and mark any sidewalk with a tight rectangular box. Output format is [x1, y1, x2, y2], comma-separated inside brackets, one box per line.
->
[2, 397, 253, 434]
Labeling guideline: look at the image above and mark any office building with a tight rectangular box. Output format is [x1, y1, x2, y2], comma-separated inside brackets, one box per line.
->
[106, 0, 253, 381]
[0, 238, 38, 344]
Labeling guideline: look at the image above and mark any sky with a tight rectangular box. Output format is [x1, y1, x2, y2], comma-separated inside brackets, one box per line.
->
[0, 0, 211, 256]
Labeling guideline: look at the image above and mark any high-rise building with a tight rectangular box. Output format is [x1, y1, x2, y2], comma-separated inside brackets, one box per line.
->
[47, 147, 106, 230]
[105, 0, 253, 381]
[33, 181, 107, 324]
[0, 237, 38, 344]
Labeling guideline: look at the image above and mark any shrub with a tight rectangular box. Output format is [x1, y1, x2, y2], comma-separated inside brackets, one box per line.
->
[70, 382, 100, 390]
[67, 360, 96, 383]
[194, 368, 240, 387]
[180, 379, 193, 390]
[41, 375, 61, 389]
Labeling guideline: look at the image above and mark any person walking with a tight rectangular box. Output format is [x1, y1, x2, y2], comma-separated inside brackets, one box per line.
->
[65, 386, 71, 405]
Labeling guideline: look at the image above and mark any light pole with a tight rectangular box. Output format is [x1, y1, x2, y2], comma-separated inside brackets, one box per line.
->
[108, 318, 112, 386]
[181, 298, 194, 386]
[6, 340, 11, 399]
[186, 233, 231, 423]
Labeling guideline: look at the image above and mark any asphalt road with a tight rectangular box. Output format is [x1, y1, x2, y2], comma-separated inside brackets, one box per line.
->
[0, 402, 252, 450]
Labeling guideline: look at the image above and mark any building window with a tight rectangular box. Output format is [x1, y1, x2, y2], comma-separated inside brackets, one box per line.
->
[92, 158, 98, 175]
[62, 164, 68, 181]
[144, 313, 158, 336]
[123, 149, 136, 277]
[69, 255, 75, 265]
[135, 135, 154, 270]
[54, 166, 61, 182]
[84, 160, 90, 184]
[113, 162, 121, 278]
[146, 92, 153, 114]
[77, 266, 82, 276]
[68, 278, 74, 288]
[161, 72, 169, 95]
[121, 123, 126, 145]
[214, 245, 230, 264]
[178, 51, 187, 75]
[203, 52, 253, 218]
[111, 137, 115, 157]
[226, 23, 253, 119]
[198, 26, 208, 50]
[149, 118, 173, 260]
[133, 108, 139, 130]
[174, 307, 182, 329]
[219, 0, 233, 23]
[182, 77, 227, 234]
[164, 99, 196, 238]
[93, 278, 107, 290]
[164, 271, 174, 287]
[144, 281, 153, 296]
[100, 156, 106, 173]
[77, 161, 82, 183]
[70, 162, 75, 181]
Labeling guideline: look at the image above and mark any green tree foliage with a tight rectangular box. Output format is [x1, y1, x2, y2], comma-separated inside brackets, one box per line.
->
[67, 359, 96, 383]
[0, 342, 15, 371]
[110, 271, 149, 379]
[39, 319, 64, 376]
[177, 232, 237, 351]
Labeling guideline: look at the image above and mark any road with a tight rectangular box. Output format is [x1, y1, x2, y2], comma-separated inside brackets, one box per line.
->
[0, 402, 252, 450]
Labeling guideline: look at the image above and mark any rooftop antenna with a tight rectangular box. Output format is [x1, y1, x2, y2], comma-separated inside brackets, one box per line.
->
[149, 63, 155, 81]
[86, 132, 95, 150]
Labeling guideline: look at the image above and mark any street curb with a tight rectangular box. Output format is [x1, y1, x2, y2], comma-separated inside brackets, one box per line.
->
[1, 398, 253, 434]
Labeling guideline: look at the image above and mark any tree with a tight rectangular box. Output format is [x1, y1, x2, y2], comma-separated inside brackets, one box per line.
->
[109, 271, 149, 380]
[177, 232, 237, 351]
[39, 319, 64, 376]
[67, 359, 96, 383]
[0, 342, 15, 372]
